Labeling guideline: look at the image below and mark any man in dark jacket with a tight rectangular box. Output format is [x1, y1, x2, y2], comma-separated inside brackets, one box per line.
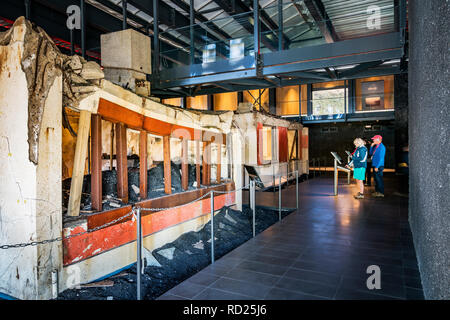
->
[369, 135, 386, 197]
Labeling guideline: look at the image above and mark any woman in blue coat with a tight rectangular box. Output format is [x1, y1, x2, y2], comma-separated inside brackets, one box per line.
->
[347, 138, 368, 199]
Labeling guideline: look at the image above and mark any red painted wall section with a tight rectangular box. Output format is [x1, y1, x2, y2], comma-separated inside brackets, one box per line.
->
[278, 127, 288, 162]
[302, 130, 309, 149]
[62, 192, 235, 266]
[256, 122, 263, 165]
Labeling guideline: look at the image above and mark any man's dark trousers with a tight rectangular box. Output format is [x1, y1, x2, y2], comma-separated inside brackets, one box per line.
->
[374, 166, 384, 194]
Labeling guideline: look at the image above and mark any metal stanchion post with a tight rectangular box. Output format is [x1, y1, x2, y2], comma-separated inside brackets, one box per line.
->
[251, 180, 256, 237]
[296, 170, 299, 210]
[136, 207, 142, 300]
[279, 174, 282, 221]
[210, 191, 215, 264]
[272, 164, 275, 193]
[250, 180, 254, 210]
[334, 159, 338, 196]
[286, 163, 289, 186]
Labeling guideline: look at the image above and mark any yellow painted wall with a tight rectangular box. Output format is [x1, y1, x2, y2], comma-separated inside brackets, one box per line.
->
[300, 84, 308, 115]
[162, 98, 182, 107]
[214, 92, 238, 111]
[243, 89, 269, 111]
[187, 95, 208, 110]
[276, 85, 300, 115]
[312, 80, 345, 90]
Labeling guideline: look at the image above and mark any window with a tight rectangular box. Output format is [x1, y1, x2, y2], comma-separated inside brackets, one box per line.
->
[312, 86, 348, 115]
[230, 38, 244, 60]
[202, 44, 216, 63]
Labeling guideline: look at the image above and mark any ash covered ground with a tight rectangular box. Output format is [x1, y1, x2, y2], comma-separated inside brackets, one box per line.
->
[57, 205, 294, 300]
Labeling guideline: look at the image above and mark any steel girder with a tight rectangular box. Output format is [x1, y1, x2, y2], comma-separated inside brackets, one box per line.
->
[154, 66, 402, 99]
[155, 32, 404, 90]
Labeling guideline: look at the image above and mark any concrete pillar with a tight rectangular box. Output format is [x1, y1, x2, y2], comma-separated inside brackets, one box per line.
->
[0, 30, 63, 299]
[408, 0, 450, 300]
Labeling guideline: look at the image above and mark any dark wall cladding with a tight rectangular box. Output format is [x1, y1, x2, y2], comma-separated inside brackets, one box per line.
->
[409, 0, 450, 300]
[307, 121, 396, 168]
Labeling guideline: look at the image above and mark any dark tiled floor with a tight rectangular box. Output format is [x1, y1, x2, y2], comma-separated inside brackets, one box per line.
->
[158, 174, 424, 300]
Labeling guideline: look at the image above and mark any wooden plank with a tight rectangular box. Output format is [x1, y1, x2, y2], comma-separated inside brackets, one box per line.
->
[289, 130, 298, 160]
[216, 143, 222, 184]
[115, 123, 128, 203]
[163, 135, 172, 194]
[98, 98, 144, 130]
[91, 114, 102, 212]
[80, 280, 114, 288]
[98, 98, 226, 142]
[196, 140, 201, 188]
[68, 110, 91, 217]
[181, 138, 189, 190]
[85, 182, 235, 230]
[278, 126, 288, 163]
[139, 131, 148, 199]
[110, 123, 114, 170]
[202, 141, 211, 186]
[87, 205, 133, 230]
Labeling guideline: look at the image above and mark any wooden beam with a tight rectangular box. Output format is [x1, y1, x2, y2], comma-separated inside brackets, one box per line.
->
[216, 142, 222, 184]
[115, 122, 128, 203]
[202, 141, 212, 186]
[207, 142, 212, 185]
[163, 135, 172, 194]
[110, 123, 114, 170]
[91, 113, 102, 212]
[68, 110, 91, 217]
[139, 131, 148, 199]
[196, 140, 201, 188]
[98, 98, 226, 143]
[181, 139, 189, 190]
[289, 130, 298, 160]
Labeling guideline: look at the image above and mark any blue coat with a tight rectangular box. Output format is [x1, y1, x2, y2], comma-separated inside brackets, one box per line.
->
[370, 143, 386, 168]
[351, 146, 368, 168]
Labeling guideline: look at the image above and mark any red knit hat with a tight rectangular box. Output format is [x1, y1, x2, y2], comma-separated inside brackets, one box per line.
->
[371, 135, 382, 140]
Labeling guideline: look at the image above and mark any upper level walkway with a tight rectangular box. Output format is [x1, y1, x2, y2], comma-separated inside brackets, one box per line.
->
[158, 173, 424, 300]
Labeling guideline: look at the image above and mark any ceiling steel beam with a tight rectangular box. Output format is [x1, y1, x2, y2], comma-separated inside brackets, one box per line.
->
[212, 0, 279, 51]
[167, 0, 232, 41]
[338, 60, 384, 78]
[152, 65, 401, 98]
[128, 0, 223, 45]
[303, 0, 339, 43]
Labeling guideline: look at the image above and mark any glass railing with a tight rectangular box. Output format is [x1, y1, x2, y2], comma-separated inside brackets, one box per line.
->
[157, 0, 398, 78]
[275, 92, 395, 117]
[159, 11, 256, 70]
